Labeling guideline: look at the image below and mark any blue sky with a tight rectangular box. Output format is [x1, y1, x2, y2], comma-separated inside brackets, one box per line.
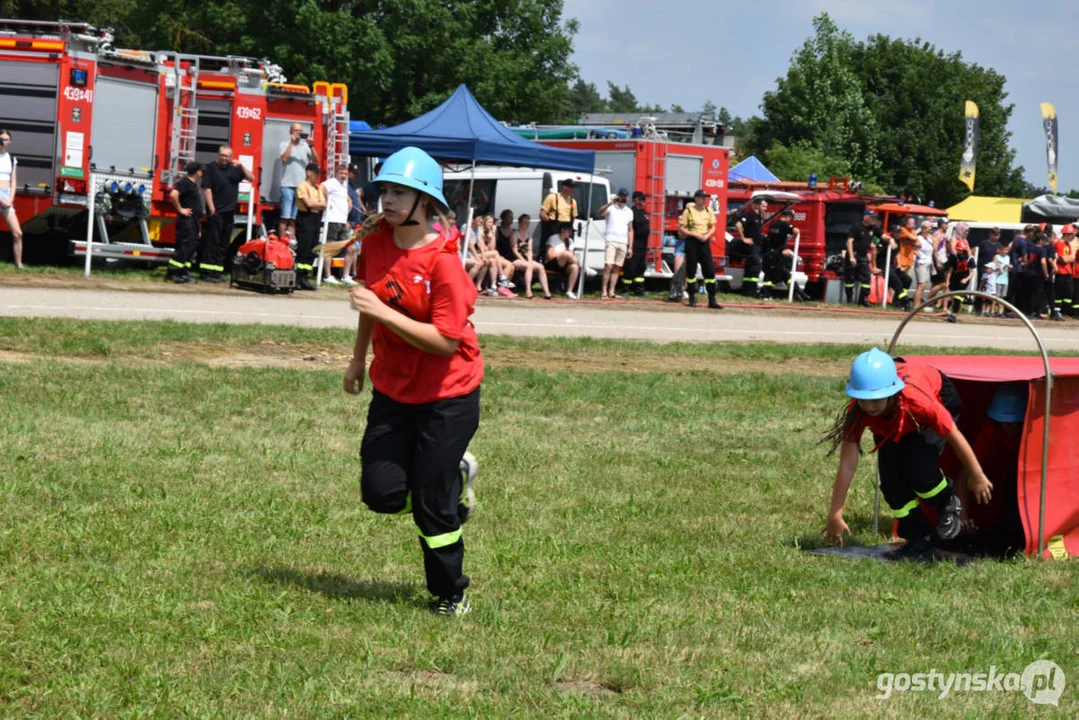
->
[562, 0, 1079, 192]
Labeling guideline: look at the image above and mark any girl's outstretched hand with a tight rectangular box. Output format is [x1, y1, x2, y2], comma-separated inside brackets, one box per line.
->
[823, 513, 851, 547]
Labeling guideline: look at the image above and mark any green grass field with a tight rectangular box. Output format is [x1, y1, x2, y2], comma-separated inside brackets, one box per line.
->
[0, 319, 1073, 718]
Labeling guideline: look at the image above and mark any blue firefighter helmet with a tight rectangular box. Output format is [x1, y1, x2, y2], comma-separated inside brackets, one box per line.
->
[845, 348, 905, 400]
[987, 383, 1028, 423]
[371, 146, 448, 210]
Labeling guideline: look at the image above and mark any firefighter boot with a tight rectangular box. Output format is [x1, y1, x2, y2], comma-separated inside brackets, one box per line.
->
[296, 270, 316, 291]
[707, 282, 723, 310]
[686, 281, 697, 307]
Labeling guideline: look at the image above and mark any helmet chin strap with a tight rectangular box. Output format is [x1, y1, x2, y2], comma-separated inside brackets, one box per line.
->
[399, 195, 423, 226]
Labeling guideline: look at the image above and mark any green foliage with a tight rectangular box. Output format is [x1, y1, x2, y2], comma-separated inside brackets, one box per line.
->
[749, 14, 879, 181]
[605, 81, 638, 113]
[10, 0, 580, 125]
[851, 33, 1026, 206]
[749, 12, 1026, 207]
[761, 141, 850, 183]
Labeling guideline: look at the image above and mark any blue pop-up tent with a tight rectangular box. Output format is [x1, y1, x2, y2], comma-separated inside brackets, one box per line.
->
[729, 155, 780, 183]
[349, 84, 595, 173]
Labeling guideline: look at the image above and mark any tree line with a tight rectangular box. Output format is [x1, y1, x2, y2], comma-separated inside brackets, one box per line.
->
[3, 2, 1042, 206]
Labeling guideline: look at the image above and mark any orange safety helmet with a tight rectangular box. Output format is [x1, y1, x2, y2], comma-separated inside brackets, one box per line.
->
[1063, 224, 1076, 235]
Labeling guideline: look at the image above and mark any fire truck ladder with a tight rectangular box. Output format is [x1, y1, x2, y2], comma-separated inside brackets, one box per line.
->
[648, 132, 669, 273]
[165, 54, 200, 187]
[316, 82, 351, 175]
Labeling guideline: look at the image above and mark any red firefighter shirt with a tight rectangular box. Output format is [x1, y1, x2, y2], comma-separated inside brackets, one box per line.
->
[843, 363, 956, 449]
[1053, 239, 1074, 276]
[357, 227, 484, 404]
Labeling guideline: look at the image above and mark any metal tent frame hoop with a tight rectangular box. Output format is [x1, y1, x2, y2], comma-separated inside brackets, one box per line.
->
[873, 290, 1054, 558]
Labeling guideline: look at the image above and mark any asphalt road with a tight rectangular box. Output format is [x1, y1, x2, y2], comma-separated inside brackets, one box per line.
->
[2, 286, 1078, 351]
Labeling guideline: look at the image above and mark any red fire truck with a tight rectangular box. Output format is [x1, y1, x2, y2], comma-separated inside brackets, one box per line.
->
[727, 178, 948, 299]
[0, 18, 349, 266]
[537, 129, 730, 278]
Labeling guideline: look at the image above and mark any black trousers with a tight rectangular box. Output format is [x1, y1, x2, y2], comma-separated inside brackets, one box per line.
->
[845, 257, 871, 302]
[888, 267, 912, 304]
[623, 242, 648, 288]
[1057, 274, 1077, 315]
[295, 210, 321, 273]
[1044, 274, 1057, 315]
[876, 372, 961, 543]
[360, 387, 480, 599]
[684, 237, 716, 290]
[198, 211, 234, 274]
[170, 216, 200, 273]
[763, 251, 791, 288]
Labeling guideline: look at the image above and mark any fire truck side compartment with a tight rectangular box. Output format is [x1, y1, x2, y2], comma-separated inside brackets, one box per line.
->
[260, 118, 313, 203]
[194, 98, 232, 166]
[0, 58, 59, 192]
[89, 76, 158, 173]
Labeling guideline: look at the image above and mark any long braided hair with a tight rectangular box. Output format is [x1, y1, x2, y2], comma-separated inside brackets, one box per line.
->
[820, 401, 866, 457]
[314, 203, 452, 260]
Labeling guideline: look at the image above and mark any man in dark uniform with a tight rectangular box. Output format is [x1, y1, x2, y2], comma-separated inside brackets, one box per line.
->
[733, 197, 766, 297]
[845, 209, 878, 306]
[200, 144, 254, 282]
[622, 190, 650, 296]
[762, 207, 809, 301]
[166, 162, 203, 284]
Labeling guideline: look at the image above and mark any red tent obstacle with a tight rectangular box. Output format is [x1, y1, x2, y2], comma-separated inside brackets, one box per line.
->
[902, 356, 1079, 558]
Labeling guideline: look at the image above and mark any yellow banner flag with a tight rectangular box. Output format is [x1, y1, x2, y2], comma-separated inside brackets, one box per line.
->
[1041, 102, 1058, 193]
[959, 101, 979, 192]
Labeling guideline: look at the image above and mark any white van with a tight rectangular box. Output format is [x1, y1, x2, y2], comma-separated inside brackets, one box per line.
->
[441, 166, 611, 273]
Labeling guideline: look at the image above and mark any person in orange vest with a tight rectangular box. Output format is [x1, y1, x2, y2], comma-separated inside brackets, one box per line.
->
[344, 146, 484, 617]
[822, 349, 992, 561]
[1053, 225, 1075, 319]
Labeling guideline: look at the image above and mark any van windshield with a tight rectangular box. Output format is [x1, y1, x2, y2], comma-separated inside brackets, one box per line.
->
[570, 183, 609, 220]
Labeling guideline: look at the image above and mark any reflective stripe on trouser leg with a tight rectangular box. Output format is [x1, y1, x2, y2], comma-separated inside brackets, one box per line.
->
[420, 528, 462, 549]
[394, 492, 412, 515]
[703, 278, 715, 285]
[891, 498, 921, 518]
[168, 259, 185, 269]
[200, 264, 224, 272]
[915, 473, 948, 500]
[296, 263, 313, 271]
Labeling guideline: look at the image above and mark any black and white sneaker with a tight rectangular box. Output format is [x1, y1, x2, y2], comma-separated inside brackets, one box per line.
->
[882, 539, 935, 563]
[936, 494, 962, 542]
[458, 451, 477, 524]
[433, 593, 471, 617]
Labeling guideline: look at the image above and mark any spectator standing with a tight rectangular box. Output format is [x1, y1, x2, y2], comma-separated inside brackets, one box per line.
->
[545, 222, 580, 299]
[733, 198, 767, 297]
[0, 129, 23, 268]
[166, 162, 203, 284]
[945, 227, 975, 323]
[845, 209, 879, 307]
[598, 188, 634, 300]
[278, 123, 319, 238]
[201, 144, 254, 282]
[912, 221, 934, 310]
[539, 179, 578, 255]
[1063, 226, 1079, 317]
[680, 189, 722, 309]
[347, 164, 367, 226]
[294, 163, 326, 291]
[511, 214, 551, 299]
[321, 163, 354, 286]
[972, 227, 1000, 314]
[927, 220, 952, 311]
[623, 191, 650, 297]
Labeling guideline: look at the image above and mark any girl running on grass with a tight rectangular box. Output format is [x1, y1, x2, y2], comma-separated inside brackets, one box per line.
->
[821, 349, 993, 561]
[343, 146, 483, 617]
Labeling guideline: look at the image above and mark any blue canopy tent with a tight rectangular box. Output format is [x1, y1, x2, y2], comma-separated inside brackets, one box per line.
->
[729, 155, 780, 183]
[350, 85, 597, 295]
[349, 120, 373, 133]
[349, 84, 594, 172]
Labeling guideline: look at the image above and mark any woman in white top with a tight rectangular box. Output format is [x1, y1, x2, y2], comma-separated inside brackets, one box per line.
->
[0, 129, 23, 268]
[912, 221, 935, 309]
